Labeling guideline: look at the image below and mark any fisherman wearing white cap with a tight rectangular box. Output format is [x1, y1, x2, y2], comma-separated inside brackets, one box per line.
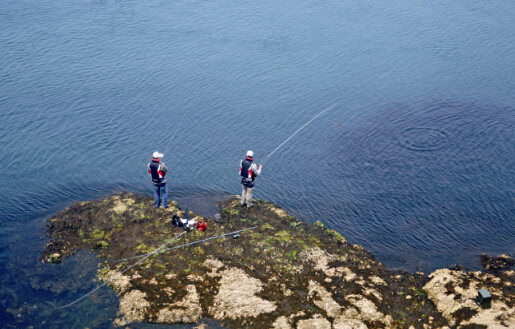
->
[148, 151, 169, 208]
[239, 150, 263, 207]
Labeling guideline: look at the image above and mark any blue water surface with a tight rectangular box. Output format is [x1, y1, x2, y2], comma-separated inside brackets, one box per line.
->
[1, 0, 514, 327]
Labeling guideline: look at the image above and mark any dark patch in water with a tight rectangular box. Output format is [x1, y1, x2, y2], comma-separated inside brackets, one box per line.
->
[322, 100, 514, 271]
[398, 127, 450, 151]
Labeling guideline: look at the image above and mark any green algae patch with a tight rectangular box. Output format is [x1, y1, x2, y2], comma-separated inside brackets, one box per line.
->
[42, 193, 514, 329]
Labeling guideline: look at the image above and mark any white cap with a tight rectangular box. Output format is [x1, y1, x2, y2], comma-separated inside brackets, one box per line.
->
[153, 151, 164, 158]
[246, 150, 254, 157]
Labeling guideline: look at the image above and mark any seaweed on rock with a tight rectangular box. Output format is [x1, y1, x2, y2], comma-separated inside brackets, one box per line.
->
[42, 193, 514, 328]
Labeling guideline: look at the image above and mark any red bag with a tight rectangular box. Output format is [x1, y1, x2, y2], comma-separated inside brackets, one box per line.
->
[196, 220, 207, 231]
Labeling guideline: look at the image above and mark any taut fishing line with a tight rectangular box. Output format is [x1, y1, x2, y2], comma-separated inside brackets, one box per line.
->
[58, 231, 186, 309]
[261, 103, 338, 164]
[58, 226, 257, 309]
[111, 226, 258, 262]
[162, 117, 183, 155]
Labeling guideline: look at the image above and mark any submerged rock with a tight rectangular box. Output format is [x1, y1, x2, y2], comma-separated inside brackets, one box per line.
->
[42, 193, 514, 328]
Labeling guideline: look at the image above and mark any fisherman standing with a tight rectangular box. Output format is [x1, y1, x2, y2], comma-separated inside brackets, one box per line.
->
[148, 151, 169, 208]
[239, 150, 263, 207]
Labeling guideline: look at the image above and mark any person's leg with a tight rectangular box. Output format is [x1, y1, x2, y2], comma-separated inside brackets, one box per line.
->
[153, 185, 160, 208]
[241, 185, 247, 205]
[161, 183, 168, 208]
[246, 187, 254, 207]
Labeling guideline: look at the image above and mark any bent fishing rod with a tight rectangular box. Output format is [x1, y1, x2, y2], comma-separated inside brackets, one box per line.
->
[260, 103, 338, 165]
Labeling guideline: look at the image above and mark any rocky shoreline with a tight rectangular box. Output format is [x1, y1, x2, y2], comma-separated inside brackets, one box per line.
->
[42, 193, 513, 328]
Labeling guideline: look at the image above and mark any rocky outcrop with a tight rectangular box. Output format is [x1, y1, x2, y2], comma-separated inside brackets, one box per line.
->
[42, 193, 514, 328]
[424, 268, 514, 328]
[209, 267, 277, 319]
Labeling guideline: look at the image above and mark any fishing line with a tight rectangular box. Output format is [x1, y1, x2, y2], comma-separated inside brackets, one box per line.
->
[58, 231, 186, 309]
[261, 103, 338, 164]
[162, 117, 183, 156]
[111, 226, 258, 262]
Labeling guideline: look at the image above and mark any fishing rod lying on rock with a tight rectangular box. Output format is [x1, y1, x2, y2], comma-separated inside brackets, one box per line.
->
[110, 226, 258, 262]
[58, 231, 186, 309]
[58, 226, 257, 309]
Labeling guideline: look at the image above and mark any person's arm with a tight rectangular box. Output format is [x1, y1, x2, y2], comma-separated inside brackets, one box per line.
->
[253, 163, 262, 176]
[160, 163, 168, 176]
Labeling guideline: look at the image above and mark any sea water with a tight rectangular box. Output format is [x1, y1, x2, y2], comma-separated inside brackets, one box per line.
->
[0, 0, 513, 327]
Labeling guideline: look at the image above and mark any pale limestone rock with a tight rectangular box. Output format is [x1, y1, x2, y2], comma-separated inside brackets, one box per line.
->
[355, 278, 366, 286]
[271, 207, 289, 218]
[333, 318, 367, 329]
[156, 285, 202, 323]
[209, 267, 276, 320]
[99, 270, 131, 293]
[111, 198, 134, 213]
[424, 268, 515, 328]
[272, 316, 292, 329]
[296, 315, 331, 329]
[187, 274, 203, 282]
[337, 267, 357, 281]
[363, 287, 383, 302]
[204, 257, 224, 277]
[333, 306, 375, 329]
[288, 311, 306, 321]
[346, 294, 384, 322]
[299, 247, 338, 276]
[423, 269, 477, 325]
[280, 283, 292, 297]
[370, 276, 386, 286]
[114, 290, 150, 326]
[193, 324, 207, 329]
[462, 306, 514, 328]
[164, 273, 176, 280]
[308, 280, 342, 318]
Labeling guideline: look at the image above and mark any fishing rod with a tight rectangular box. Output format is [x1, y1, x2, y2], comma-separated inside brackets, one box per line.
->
[261, 103, 338, 164]
[58, 231, 186, 310]
[111, 226, 258, 262]
[58, 226, 257, 309]
[162, 118, 183, 156]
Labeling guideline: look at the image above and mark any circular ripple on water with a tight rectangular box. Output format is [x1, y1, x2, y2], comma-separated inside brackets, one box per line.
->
[398, 127, 450, 151]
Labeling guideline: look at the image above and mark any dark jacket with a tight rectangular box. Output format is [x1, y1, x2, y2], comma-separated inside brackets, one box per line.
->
[239, 156, 261, 187]
[148, 159, 168, 186]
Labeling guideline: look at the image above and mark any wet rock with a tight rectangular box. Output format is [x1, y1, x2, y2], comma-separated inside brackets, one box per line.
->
[333, 316, 367, 329]
[114, 289, 150, 326]
[480, 254, 514, 273]
[296, 315, 331, 329]
[272, 316, 292, 329]
[308, 280, 341, 318]
[41, 193, 512, 329]
[46, 253, 61, 263]
[209, 267, 277, 320]
[424, 268, 514, 328]
[156, 285, 202, 323]
[98, 269, 131, 293]
[299, 247, 338, 276]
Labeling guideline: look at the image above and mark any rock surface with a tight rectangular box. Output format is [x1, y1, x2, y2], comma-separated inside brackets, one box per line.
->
[43, 193, 514, 328]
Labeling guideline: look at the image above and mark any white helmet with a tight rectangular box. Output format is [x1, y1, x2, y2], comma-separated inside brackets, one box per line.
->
[153, 151, 164, 158]
[246, 150, 254, 158]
